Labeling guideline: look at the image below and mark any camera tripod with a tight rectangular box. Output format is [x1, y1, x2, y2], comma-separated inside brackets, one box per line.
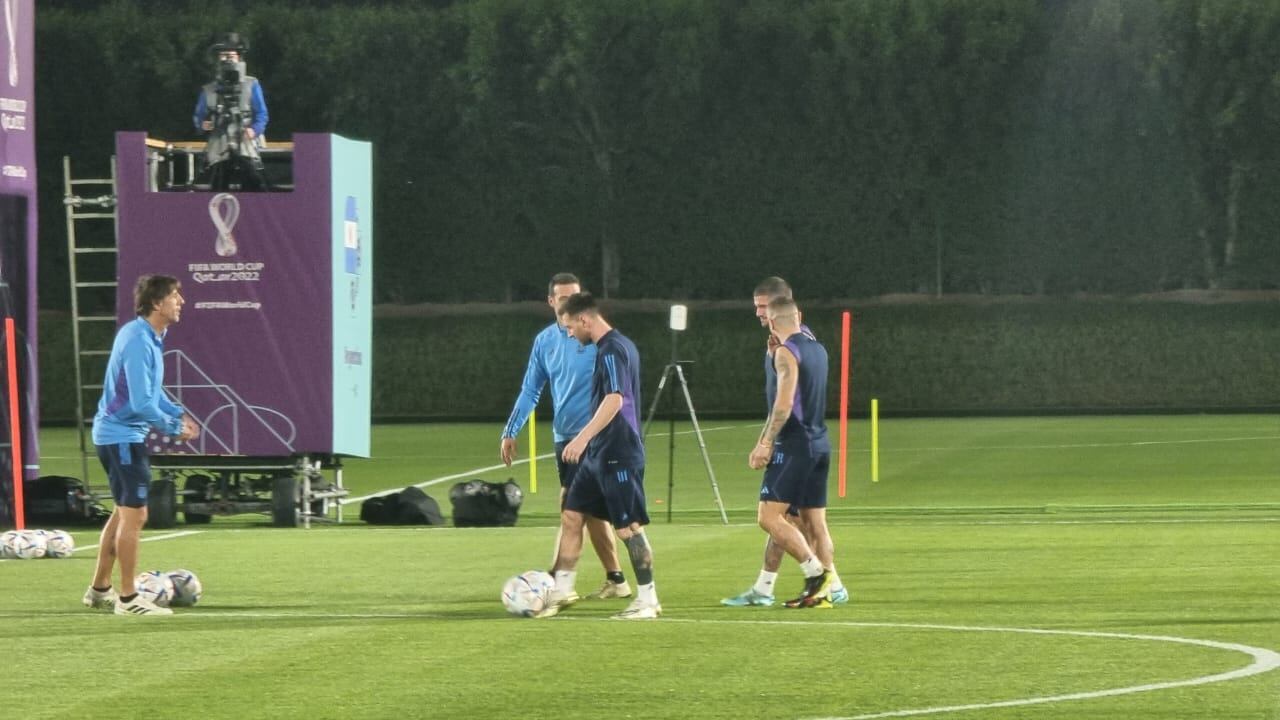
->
[641, 334, 729, 524]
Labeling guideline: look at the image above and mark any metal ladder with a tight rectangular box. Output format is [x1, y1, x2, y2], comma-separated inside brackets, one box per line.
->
[61, 156, 119, 485]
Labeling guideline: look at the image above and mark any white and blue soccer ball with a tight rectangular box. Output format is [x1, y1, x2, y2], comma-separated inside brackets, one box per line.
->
[43, 530, 75, 559]
[0, 530, 20, 559]
[134, 570, 176, 607]
[501, 570, 555, 617]
[12, 530, 46, 560]
[167, 569, 203, 607]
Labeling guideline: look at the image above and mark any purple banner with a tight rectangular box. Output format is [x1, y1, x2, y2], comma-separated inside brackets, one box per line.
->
[116, 132, 338, 457]
[0, 0, 33, 195]
[0, 0, 37, 492]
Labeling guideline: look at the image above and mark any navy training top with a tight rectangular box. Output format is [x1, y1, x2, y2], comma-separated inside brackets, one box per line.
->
[765, 329, 831, 454]
[587, 329, 645, 466]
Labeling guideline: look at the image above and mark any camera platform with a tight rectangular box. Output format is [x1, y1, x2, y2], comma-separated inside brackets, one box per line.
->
[62, 133, 373, 528]
[148, 453, 348, 529]
[144, 138, 295, 191]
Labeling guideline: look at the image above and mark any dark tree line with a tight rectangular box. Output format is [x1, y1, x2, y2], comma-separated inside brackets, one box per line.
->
[36, 0, 1280, 305]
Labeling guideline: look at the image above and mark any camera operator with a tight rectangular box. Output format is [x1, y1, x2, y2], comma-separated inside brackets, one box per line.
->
[192, 33, 269, 191]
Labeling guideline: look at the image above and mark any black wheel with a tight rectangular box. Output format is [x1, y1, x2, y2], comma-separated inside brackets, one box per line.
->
[271, 474, 299, 527]
[147, 478, 177, 529]
[183, 475, 214, 524]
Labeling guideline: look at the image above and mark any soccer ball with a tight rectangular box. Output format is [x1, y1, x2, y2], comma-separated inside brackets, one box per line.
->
[12, 530, 46, 559]
[501, 570, 554, 617]
[167, 569, 203, 607]
[44, 530, 75, 559]
[0, 530, 20, 559]
[134, 570, 176, 607]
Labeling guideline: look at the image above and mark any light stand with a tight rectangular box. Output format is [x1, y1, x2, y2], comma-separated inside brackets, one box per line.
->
[642, 305, 729, 524]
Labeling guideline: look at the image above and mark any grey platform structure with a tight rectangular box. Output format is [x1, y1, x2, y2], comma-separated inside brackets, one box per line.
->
[61, 132, 373, 527]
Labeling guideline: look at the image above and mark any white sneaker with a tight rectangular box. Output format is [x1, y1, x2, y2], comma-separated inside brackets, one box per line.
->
[587, 580, 633, 600]
[534, 589, 580, 619]
[612, 598, 662, 620]
[114, 594, 173, 616]
[82, 586, 117, 610]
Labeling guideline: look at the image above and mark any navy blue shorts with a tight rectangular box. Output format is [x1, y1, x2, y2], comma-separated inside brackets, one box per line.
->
[760, 449, 830, 510]
[564, 457, 649, 529]
[554, 441, 578, 490]
[97, 442, 152, 508]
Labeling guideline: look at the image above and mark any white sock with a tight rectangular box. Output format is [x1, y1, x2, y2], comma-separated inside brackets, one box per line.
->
[800, 556, 824, 578]
[828, 569, 844, 591]
[637, 582, 658, 605]
[554, 570, 577, 595]
[753, 570, 778, 596]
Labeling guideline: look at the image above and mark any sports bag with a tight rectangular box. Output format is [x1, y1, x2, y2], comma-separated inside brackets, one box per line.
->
[448, 479, 523, 527]
[22, 476, 111, 525]
[360, 486, 445, 526]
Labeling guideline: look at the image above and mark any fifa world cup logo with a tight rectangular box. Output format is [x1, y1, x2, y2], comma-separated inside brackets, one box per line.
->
[4, 0, 18, 88]
[209, 193, 240, 257]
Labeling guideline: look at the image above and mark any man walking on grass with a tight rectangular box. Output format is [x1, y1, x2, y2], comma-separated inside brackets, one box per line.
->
[499, 273, 630, 603]
[747, 295, 834, 609]
[540, 293, 660, 620]
[724, 277, 847, 607]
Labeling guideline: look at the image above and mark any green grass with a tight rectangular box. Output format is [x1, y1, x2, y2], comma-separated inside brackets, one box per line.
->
[5, 415, 1279, 719]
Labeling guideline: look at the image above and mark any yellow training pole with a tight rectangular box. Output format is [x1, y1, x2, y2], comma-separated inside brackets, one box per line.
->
[528, 410, 538, 493]
[871, 398, 879, 483]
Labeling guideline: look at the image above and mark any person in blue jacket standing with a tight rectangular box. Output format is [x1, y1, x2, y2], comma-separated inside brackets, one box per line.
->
[83, 275, 199, 616]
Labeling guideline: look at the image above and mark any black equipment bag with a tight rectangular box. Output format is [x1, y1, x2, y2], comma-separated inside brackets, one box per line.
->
[448, 479, 523, 527]
[396, 486, 445, 525]
[360, 486, 444, 526]
[22, 476, 110, 525]
[359, 494, 396, 524]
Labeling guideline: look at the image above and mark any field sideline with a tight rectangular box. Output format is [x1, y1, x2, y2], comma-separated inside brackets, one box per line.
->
[4, 415, 1278, 718]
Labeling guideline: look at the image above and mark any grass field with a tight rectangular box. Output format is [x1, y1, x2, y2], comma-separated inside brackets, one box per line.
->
[3, 415, 1278, 719]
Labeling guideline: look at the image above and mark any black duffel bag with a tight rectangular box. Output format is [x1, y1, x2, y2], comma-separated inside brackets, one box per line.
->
[23, 476, 110, 525]
[448, 479, 523, 527]
[360, 486, 445, 526]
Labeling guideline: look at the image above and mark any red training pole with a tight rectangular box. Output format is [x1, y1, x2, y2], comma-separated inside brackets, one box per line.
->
[838, 310, 851, 498]
[5, 318, 24, 530]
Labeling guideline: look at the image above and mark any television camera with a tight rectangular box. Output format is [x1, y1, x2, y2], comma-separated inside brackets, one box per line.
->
[207, 57, 251, 156]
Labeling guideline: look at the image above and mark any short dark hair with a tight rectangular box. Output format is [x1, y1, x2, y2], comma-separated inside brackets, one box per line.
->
[548, 273, 581, 296]
[767, 295, 799, 317]
[134, 274, 180, 317]
[557, 291, 599, 319]
[753, 276, 792, 299]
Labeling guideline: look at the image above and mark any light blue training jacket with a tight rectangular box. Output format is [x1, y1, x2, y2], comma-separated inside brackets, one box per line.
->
[92, 317, 185, 445]
[502, 322, 596, 444]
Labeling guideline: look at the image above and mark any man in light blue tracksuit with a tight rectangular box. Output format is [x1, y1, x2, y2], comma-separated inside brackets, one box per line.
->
[501, 273, 629, 604]
[83, 275, 199, 616]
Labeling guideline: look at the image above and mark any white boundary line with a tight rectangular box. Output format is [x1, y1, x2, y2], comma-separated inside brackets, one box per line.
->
[0, 611, 1268, 717]
[74, 530, 204, 554]
[343, 424, 744, 505]
[696, 517, 1280, 528]
[940, 517, 1280, 526]
[761, 620, 1280, 720]
[341, 459, 552, 505]
[874, 435, 1280, 454]
[0, 530, 202, 563]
